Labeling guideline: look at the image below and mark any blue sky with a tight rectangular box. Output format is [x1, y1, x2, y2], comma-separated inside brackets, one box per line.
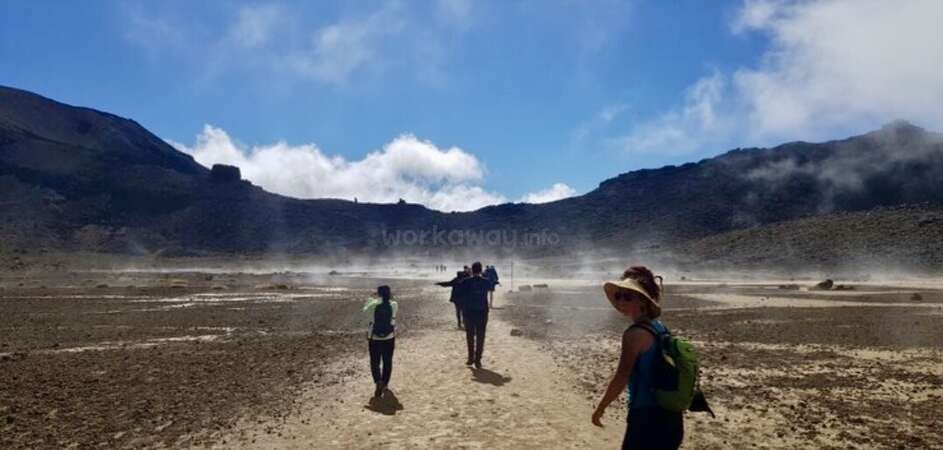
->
[2, 1, 940, 211]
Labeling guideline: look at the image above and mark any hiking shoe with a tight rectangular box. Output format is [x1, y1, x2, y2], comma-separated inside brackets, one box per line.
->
[474, 361, 482, 369]
[465, 358, 473, 366]
[374, 384, 383, 398]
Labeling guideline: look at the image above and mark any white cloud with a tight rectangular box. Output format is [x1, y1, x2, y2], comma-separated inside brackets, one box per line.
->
[614, 0, 943, 156]
[599, 103, 628, 123]
[125, 12, 188, 51]
[731, 0, 783, 33]
[571, 102, 630, 145]
[435, 0, 473, 27]
[612, 71, 730, 155]
[172, 125, 574, 212]
[291, 3, 406, 84]
[518, 183, 577, 204]
[733, 0, 943, 140]
[570, 0, 634, 54]
[229, 4, 285, 48]
[126, 1, 475, 86]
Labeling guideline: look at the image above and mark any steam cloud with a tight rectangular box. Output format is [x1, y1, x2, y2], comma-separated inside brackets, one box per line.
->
[747, 123, 943, 191]
[171, 125, 575, 211]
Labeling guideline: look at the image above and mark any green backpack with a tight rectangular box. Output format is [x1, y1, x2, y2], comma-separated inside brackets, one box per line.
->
[633, 322, 714, 416]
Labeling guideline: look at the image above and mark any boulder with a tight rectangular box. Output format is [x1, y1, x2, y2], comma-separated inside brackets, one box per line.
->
[812, 279, 834, 290]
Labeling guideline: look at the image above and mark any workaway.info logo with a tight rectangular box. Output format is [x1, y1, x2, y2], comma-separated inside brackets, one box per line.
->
[381, 226, 560, 248]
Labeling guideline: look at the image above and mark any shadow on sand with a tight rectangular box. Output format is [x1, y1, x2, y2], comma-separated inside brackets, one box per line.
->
[470, 367, 512, 386]
[365, 389, 404, 415]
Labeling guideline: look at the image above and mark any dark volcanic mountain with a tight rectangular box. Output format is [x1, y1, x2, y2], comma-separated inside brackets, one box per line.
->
[2, 85, 942, 268]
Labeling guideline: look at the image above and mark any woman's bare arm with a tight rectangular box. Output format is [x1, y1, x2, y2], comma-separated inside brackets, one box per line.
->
[592, 328, 651, 427]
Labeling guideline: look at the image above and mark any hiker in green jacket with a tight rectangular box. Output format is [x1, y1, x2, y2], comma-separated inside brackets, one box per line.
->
[592, 266, 683, 450]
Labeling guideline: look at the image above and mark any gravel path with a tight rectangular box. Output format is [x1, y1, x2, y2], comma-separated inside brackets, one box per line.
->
[217, 291, 623, 449]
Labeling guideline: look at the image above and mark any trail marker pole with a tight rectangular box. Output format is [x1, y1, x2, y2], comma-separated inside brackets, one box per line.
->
[510, 260, 514, 292]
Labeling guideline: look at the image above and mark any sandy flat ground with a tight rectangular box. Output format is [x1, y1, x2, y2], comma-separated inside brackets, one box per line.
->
[3, 269, 942, 449]
[500, 279, 943, 449]
[216, 313, 622, 449]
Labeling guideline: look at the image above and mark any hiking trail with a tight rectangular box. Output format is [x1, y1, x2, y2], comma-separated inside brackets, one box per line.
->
[217, 290, 622, 449]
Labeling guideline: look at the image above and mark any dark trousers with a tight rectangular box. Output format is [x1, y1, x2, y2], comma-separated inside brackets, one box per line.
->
[463, 309, 488, 362]
[622, 408, 683, 450]
[368, 338, 395, 385]
[454, 303, 463, 327]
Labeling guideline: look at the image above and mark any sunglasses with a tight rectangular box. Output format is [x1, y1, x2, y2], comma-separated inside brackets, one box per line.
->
[613, 291, 640, 302]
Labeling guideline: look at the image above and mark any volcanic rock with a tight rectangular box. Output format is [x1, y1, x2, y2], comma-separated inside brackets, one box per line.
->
[210, 164, 241, 183]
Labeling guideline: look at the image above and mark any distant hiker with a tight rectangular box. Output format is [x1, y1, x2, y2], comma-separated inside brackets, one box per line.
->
[484, 265, 500, 308]
[457, 262, 496, 368]
[436, 270, 469, 329]
[363, 285, 397, 398]
[592, 266, 684, 450]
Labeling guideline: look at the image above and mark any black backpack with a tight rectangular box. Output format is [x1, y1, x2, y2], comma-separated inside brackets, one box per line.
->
[372, 301, 394, 338]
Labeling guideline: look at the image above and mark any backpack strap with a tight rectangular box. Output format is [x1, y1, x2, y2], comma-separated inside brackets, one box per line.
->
[628, 322, 672, 359]
[628, 321, 669, 338]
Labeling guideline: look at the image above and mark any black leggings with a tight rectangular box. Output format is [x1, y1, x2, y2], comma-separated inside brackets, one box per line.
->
[368, 338, 395, 385]
[463, 309, 488, 362]
[623, 408, 683, 450]
[454, 303, 463, 327]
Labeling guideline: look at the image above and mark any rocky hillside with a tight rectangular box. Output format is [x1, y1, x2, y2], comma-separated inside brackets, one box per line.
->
[2, 85, 942, 268]
[673, 205, 943, 271]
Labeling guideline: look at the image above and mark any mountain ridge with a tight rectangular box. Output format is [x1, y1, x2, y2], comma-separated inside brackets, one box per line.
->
[2, 85, 942, 269]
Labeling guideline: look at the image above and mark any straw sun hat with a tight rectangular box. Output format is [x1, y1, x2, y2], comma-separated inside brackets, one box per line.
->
[603, 277, 662, 318]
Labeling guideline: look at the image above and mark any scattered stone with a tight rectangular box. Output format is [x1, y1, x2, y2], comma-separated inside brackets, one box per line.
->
[519, 285, 532, 292]
[510, 328, 523, 337]
[911, 293, 923, 301]
[534, 284, 549, 289]
[812, 279, 834, 290]
[1, 351, 27, 362]
[778, 284, 800, 290]
[96, 283, 109, 288]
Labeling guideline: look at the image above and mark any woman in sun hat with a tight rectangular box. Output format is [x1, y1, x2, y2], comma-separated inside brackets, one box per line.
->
[591, 266, 683, 450]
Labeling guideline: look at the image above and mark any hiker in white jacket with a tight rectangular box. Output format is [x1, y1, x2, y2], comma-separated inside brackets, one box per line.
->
[363, 285, 398, 398]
